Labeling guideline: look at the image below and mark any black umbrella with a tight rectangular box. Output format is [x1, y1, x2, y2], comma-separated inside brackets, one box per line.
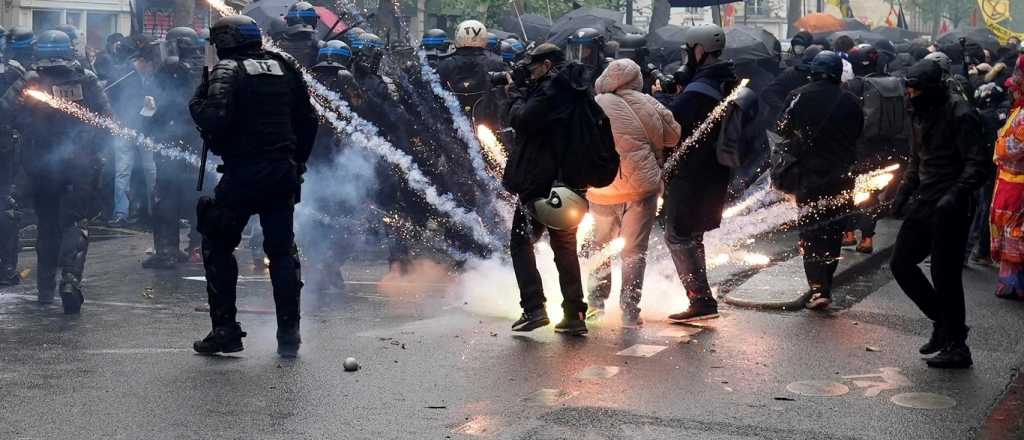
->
[827, 30, 885, 45]
[646, 24, 687, 67]
[937, 26, 1000, 53]
[722, 25, 777, 63]
[843, 18, 870, 31]
[546, 8, 627, 46]
[491, 29, 516, 40]
[619, 23, 644, 35]
[871, 26, 921, 43]
[502, 13, 551, 43]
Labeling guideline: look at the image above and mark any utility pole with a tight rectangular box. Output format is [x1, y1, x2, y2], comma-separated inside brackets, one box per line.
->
[711, 4, 722, 26]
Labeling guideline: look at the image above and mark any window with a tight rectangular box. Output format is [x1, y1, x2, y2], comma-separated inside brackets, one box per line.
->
[32, 10, 63, 32]
[685, 7, 703, 14]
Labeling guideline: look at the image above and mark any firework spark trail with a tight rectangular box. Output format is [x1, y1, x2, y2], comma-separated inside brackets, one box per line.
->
[662, 78, 750, 180]
[475, 124, 507, 171]
[24, 90, 207, 168]
[416, 50, 501, 191]
[581, 237, 626, 271]
[206, 0, 237, 16]
[309, 92, 500, 251]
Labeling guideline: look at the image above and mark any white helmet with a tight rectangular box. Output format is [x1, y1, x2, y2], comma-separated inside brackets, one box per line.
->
[527, 185, 589, 231]
[455, 20, 488, 49]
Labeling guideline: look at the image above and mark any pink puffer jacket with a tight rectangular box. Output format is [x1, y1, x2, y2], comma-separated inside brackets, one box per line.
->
[588, 58, 682, 205]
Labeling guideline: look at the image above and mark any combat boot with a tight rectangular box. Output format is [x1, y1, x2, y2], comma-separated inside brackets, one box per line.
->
[277, 325, 301, 358]
[919, 322, 946, 355]
[926, 326, 973, 369]
[59, 276, 84, 315]
[193, 323, 247, 354]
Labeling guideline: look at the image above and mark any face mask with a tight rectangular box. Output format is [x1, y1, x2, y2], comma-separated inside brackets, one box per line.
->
[793, 45, 806, 55]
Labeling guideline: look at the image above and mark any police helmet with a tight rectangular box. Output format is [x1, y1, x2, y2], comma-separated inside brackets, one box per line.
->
[923, 51, 952, 74]
[527, 185, 589, 231]
[486, 32, 499, 52]
[7, 26, 35, 62]
[454, 20, 487, 49]
[567, 27, 605, 66]
[806, 50, 843, 81]
[500, 41, 516, 62]
[615, 33, 646, 61]
[166, 26, 200, 54]
[34, 30, 75, 68]
[210, 15, 263, 53]
[285, 2, 318, 32]
[421, 28, 449, 51]
[268, 16, 289, 40]
[351, 32, 384, 50]
[55, 24, 79, 42]
[315, 40, 351, 68]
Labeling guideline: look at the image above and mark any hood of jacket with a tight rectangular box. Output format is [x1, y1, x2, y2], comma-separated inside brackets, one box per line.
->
[594, 58, 643, 94]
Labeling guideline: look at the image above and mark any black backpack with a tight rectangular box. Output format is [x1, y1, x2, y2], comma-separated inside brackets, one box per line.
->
[857, 76, 909, 145]
[683, 80, 758, 168]
[559, 92, 620, 189]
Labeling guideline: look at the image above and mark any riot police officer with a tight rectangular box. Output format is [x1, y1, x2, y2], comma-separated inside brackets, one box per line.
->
[55, 24, 93, 71]
[22, 30, 112, 313]
[566, 27, 607, 84]
[435, 20, 508, 128]
[276, 1, 321, 67]
[500, 38, 525, 65]
[421, 28, 450, 67]
[138, 32, 202, 269]
[190, 15, 318, 357]
[0, 28, 34, 286]
[5, 27, 35, 67]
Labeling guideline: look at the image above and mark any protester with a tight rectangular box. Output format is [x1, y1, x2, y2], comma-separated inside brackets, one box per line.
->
[586, 58, 681, 328]
[190, 15, 318, 357]
[503, 43, 592, 335]
[772, 50, 863, 309]
[663, 24, 735, 323]
[991, 57, 1024, 298]
[890, 58, 987, 369]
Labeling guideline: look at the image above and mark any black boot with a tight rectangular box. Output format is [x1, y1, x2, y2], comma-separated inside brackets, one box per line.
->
[668, 300, 719, 323]
[919, 322, 946, 355]
[927, 327, 973, 369]
[193, 323, 247, 354]
[277, 325, 301, 358]
[59, 276, 84, 315]
[554, 311, 588, 336]
[512, 308, 550, 332]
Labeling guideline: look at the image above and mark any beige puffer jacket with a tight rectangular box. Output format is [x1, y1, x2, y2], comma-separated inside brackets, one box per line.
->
[588, 58, 682, 205]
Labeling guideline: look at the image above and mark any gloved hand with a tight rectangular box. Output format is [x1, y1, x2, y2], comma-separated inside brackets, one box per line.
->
[935, 192, 960, 214]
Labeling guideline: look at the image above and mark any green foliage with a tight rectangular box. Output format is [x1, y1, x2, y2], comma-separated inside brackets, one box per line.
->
[906, 0, 976, 28]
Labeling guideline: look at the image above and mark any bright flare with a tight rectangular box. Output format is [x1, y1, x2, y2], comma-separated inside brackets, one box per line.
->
[206, 0, 237, 16]
[852, 164, 900, 206]
[576, 213, 595, 246]
[663, 78, 750, 177]
[740, 252, 770, 266]
[476, 124, 507, 170]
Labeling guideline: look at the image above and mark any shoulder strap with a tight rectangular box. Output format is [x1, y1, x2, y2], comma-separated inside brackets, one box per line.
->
[683, 80, 723, 101]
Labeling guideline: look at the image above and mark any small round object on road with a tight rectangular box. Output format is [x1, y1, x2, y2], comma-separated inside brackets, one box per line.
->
[786, 380, 850, 397]
[343, 357, 360, 372]
[891, 392, 956, 409]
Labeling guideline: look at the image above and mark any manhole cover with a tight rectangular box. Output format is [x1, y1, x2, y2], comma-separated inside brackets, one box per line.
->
[891, 392, 956, 409]
[787, 380, 850, 397]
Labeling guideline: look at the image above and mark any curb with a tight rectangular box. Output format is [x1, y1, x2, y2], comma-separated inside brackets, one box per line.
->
[722, 219, 901, 310]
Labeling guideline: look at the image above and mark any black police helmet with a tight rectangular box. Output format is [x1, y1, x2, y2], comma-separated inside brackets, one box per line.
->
[210, 15, 263, 52]
[807, 50, 843, 80]
[286, 2, 318, 31]
[55, 24, 79, 41]
[166, 26, 200, 52]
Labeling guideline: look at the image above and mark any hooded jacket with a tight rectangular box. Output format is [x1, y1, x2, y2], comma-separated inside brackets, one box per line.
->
[504, 62, 594, 199]
[589, 59, 681, 205]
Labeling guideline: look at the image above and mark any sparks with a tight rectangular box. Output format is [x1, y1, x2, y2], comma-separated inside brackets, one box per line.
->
[576, 213, 595, 250]
[206, 0, 238, 16]
[476, 124, 507, 170]
[23, 89, 204, 167]
[662, 78, 750, 180]
[852, 164, 900, 206]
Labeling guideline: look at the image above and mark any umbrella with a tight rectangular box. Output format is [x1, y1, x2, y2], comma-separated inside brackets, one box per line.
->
[490, 29, 516, 41]
[646, 24, 687, 67]
[843, 18, 869, 31]
[871, 26, 921, 43]
[827, 30, 885, 45]
[502, 13, 551, 43]
[937, 26, 1001, 53]
[722, 25, 778, 63]
[242, 0, 346, 40]
[794, 13, 845, 34]
[619, 23, 644, 35]
[546, 7, 627, 46]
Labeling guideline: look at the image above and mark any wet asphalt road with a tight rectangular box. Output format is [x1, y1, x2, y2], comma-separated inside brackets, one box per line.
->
[1, 228, 1021, 440]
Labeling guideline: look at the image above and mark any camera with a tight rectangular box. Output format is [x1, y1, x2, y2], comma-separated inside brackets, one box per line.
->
[489, 63, 531, 87]
[650, 65, 680, 94]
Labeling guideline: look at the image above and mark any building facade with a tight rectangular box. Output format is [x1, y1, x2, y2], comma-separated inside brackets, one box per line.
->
[1, 0, 133, 51]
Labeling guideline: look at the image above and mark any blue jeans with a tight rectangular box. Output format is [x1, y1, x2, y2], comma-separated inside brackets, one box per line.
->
[112, 138, 156, 219]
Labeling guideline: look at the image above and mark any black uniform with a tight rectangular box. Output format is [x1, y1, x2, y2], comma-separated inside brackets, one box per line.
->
[142, 57, 201, 267]
[0, 57, 30, 285]
[275, 31, 320, 68]
[777, 79, 863, 298]
[189, 48, 317, 334]
[436, 47, 509, 129]
[23, 62, 111, 311]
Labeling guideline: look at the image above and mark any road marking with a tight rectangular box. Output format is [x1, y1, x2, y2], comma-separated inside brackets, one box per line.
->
[83, 348, 191, 354]
[616, 344, 668, 357]
[1, 293, 167, 310]
[787, 380, 850, 397]
[842, 367, 910, 397]
[523, 388, 577, 406]
[891, 392, 956, 409]
[576, 365, 621, 380]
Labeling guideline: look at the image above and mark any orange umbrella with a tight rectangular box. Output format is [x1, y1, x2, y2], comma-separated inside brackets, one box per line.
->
[794, 13, 845, 33]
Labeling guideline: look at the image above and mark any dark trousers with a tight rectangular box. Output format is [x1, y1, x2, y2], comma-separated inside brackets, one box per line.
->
[0, 182, 19, 280]
[890, 205, 972, 336]
[200, 163, 302, 329]
[509, 205, 586, 317]
[28, 163, 98, 295]
[850, 211, 877, 237]
[799, 214, 846, 295]
[152, 155, 199, 257]
[665, 225, 716, 308]
[968, 181, 994, 258]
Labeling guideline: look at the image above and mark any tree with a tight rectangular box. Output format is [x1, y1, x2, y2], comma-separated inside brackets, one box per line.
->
[907, 0, 977, 34]
[649, 0, 670, 33]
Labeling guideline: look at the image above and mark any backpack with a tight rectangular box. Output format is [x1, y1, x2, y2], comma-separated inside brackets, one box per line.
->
[683, 80, 758, 168]
[858, 76, 909, 144]
[559, 92, 620, 189]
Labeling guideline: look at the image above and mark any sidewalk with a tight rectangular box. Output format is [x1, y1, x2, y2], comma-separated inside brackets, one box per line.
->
[722, 218, 901, 310]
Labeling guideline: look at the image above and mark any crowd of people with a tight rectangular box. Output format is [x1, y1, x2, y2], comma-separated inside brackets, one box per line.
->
[0, 3, 1021, 365]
